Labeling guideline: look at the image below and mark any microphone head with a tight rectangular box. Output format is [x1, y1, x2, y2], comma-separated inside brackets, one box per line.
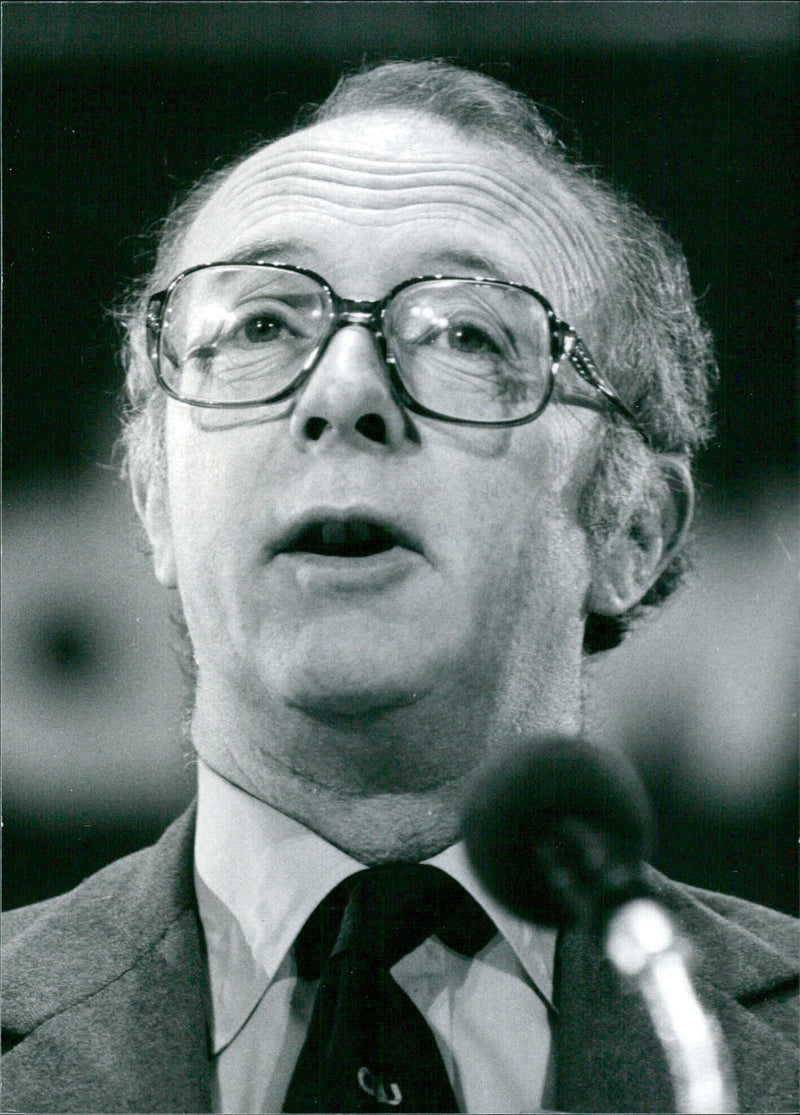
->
[462, 736, 653, 929]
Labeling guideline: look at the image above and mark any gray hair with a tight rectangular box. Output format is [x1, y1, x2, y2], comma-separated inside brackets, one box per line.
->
[117, 59, 717, 656]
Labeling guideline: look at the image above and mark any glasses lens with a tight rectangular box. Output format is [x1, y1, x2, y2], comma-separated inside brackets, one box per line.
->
[386, 280, 553, 422]
[158, 265, 332, 405]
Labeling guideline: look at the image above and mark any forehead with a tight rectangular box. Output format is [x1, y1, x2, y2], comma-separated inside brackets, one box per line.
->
[176, 112, 606, 318]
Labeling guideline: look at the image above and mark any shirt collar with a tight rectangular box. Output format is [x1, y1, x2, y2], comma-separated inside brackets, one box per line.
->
[425, 841, 557, 1008]
[194, 759, 555, 1053]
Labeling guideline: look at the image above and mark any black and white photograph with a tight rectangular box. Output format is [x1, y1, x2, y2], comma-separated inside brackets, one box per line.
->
[2, 3, 797, 1112]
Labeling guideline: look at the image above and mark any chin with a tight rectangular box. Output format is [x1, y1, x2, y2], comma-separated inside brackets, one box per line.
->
[283, 675, 428, 719]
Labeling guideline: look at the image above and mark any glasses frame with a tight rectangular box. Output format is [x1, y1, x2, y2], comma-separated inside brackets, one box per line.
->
[146, 261, 643, 434]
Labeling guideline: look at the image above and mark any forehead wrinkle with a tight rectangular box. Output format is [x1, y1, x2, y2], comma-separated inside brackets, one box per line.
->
[204, 141, 597, 238]
[229, 240, 504, 281]
[213, 146, 570, 224]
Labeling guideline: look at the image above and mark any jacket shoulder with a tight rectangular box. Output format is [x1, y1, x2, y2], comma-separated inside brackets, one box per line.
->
[1, 807, 212, 1112]
[646, 868, 798, 990]
[678, 879, 797, 953]
[2, 805, 198, 1037]
[555, 871, 798, 1114]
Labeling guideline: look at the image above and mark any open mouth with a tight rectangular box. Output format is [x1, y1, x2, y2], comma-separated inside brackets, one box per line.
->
[280, 519, 407, 559]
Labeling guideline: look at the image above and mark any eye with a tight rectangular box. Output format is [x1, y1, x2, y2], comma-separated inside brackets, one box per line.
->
[181, 306, 306, 375]
[404, 314, 506, 358]
[242, 313, 293, 344]
[442, 323, 503, 355]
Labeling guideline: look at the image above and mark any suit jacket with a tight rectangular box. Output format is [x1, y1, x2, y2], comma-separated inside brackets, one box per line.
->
[2, 806, 797, 1113]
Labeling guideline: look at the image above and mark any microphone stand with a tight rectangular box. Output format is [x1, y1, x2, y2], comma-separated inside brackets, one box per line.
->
[604, 896, 738, 1114]
[548, 817, 740, 1114]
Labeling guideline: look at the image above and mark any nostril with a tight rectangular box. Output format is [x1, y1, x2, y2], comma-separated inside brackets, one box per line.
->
[299, 412, 391, 445]
[356, 413, 388, 444]
[304, 416, 328, 441]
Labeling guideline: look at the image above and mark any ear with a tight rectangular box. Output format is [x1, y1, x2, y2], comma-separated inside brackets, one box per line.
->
[131, 466, 178, 589]
[587, 455, 694, 616]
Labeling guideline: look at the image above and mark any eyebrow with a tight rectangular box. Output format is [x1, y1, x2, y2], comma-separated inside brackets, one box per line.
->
[419, 249, 509, 279]
[222, 241, 509, 278]
[227, 239, 314, 265]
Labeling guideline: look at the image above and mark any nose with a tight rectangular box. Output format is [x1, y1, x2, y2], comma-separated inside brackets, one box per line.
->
[289, 325, 410, 451]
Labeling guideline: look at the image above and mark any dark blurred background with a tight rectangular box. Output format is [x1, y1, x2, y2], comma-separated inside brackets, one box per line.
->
[3, 1, 797, 914]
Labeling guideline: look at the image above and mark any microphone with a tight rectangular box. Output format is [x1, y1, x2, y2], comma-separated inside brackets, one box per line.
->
[461, 736, 737, 1114]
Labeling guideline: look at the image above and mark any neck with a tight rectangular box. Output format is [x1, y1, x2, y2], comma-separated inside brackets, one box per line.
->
[199, 749, 470, 863]
[190, 669, 584, 863]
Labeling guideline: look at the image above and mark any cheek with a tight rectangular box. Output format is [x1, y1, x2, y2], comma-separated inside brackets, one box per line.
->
[164, 413, 258, 598]
[454, 421, 594, 627]
[165, 403, 277, 529]
[167, 432, 219, 559]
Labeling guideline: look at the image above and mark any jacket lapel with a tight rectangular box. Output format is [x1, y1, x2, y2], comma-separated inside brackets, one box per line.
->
[553, 922, 674, 1112]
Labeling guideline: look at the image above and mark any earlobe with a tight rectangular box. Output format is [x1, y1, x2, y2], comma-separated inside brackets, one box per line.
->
[587, 455, 694, 616]
[131, 468, 178, 589]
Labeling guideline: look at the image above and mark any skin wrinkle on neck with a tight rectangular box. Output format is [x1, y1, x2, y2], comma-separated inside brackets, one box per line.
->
[191, 661, 585, 863]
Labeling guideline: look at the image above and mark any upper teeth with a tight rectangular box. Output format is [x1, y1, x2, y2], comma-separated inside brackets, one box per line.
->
[318, 521, 379, 548]
[292, 520, 395, 556]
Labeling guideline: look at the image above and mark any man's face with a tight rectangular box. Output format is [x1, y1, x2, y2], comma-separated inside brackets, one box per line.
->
[148, 112, 608, 779]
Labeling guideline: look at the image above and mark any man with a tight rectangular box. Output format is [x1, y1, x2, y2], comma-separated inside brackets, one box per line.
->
[2, 60, 796, 1114]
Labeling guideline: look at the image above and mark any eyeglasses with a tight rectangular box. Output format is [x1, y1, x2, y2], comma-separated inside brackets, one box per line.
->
[146, 262, 642, 432]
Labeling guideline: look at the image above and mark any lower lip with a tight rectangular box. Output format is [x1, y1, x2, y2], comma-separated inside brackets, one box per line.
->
[272, 546, 424, 592]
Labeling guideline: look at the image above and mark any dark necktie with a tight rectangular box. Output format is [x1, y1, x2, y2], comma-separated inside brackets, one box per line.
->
[282, 863, 495, 1113]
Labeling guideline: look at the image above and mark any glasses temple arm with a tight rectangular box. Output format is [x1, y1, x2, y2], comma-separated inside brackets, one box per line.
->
[563, 331, 650, 444]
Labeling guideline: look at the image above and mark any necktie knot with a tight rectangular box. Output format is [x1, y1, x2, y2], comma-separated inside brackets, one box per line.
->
[295, 863, 495, 979]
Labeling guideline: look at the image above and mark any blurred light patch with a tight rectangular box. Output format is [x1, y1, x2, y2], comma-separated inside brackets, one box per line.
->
[4, 1, 796, 61]
[2, 473, 192, 825]
[588, 479, 798, 815]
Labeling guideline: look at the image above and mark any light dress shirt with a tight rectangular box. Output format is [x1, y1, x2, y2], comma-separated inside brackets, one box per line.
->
[195, 760, 558, 1114]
